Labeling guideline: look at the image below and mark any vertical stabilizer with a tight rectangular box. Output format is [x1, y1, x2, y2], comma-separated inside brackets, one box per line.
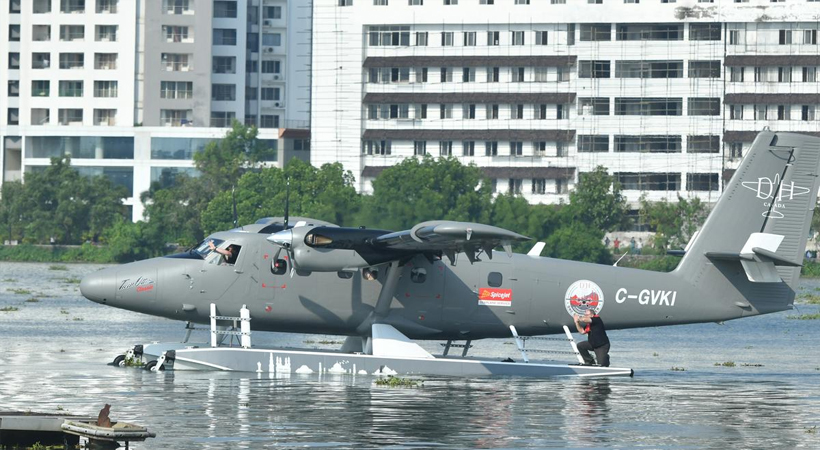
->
[675, 132, 820, 311]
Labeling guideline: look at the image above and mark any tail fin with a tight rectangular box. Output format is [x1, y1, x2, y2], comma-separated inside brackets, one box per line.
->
[675, 131, 820, 311]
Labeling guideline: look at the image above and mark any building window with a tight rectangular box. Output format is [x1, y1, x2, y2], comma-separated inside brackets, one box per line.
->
[485, 141, 498, 156]
[416, 32, 428, 46]
[160, 109, 193, 126]
[510, 141, 523, 156]
[94, 81, 118, 98]
[754, 67, 766, 82]
[536, 104, 548, 120]
[463, 104, 476, 119]
[32, 25, 51, 41]
[687, 174, 718, 191]
[58, 108, 84, 125]
[9, 0, 21, 13]
[616, 23, 683, 41]
[260, 115, 279, 128]
[511, 31, 525, 45]
[34, 0, 51, 13]
[162, 53, 191, 71]
[535, 31, 549, 45]
[512, 67, 525, 82]
[440, 68, 453, 82]
[688, 98, 720, 116]
[161, 81, 193, 99]
[804, 30, 818, 45]
[577, 135, 609, 152]
[32, 80, 50, 97]
[803, 66, 817, 82]
[214, 56, 237, 74]
[263, 33, 282, 46]
[729, 30, 741, 45]
[7, 108, 19, 125]
[557, 104, 569, 119]
[779, 29, 792, 45]
[511, 104, 524, 119]
[615, 60, 683, 78]
[362, 140, 391, 155]
[263, 6, 282, 18]
[210, 111, 236, 127]
[163, 0, 191, 14]
[462, 68, 475, 82]
[802, 105, 816, 121]
[94, 109, 116, 126]
[262, 60, 282, 74]
[580, 24, 610, 41]
[462, 141, 475, 156]
[463, 32, 476, 46]
[261, 88, 281, 101]
[533, 141, 547, 156]
[213, 1, 237, 18]
[776, 105, 791, 120]
[8, 80, 19, 97]
[97, 0, 117, 13]
[487, 31, 499, 45]
[95, 53, 118, 70]
[615, 173, 681, 191]
[729, 67, 745, 82]
[96, 25, 117, 41]
[777, 67, 792, 82]
[614, 135, 682, 153]
[687, 136, 719, 153]
[368, 26, 410, 46]
[441, 32, 454, 46]
[60, 25, 85, 41]
[689, 23, 721, 40]
[480, 0, 495, 4]
[688, 60, 721, 78]
[414, 141, 427, 155]
[532, 178, 546, 194]
[579, 98, 610, 115]
[487, 67, 500, 82]
[440, 104, 452, 119]
[409, 0, 423, 4]
[754, 104, 768, 120]
[439, 141, 453, 156]
[729, 143, 743, 159]
[60, 0, 85, 13]
[9, 25, 21, 42]
[213, 29, 237, 46]
[58, 80, 83, 97]
[415, 67, 428, 83]
[615, 98, 682, 116]
[579, 60, 611, 78]
[487, 104, 499, 119]
[31, 109, 50, 125]
[508, 179, 523, 194]
[730, 104, 744, 120]
[9, 53, 20, 70]
[211, 84, 236, 102]
[374, 0, 388, 5]
[31, 53, 49, 69]
[339, 0, 353, 5]
[164, 25, 190, 43]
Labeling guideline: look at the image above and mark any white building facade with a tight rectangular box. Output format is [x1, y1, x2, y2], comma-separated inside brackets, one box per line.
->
[310, 0, 820, 214]
[1, 0, 311, 221]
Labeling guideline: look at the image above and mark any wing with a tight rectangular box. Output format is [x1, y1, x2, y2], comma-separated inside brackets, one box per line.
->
[372, 220, 530, 263]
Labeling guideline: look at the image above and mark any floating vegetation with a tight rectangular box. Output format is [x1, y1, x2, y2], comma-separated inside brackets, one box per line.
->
[653, 352, 659, 357]
[59, 309, 69, 315]
[7, 288, 31, 295]
[375, 376, 421, 388]
[61, 277, 82, 284]
[125, 357, 144, 367]
[48, 265, 68, 271]
[503, 341, 514, 345]
[318, 340, 343, 345]
[806, 426, 817, 434]
[25, 297, 40, 303]
[303, 340, 315, 344]
[796, 293, 820, 305]
[0, 306, 19, 312]
[59, 349, 66, 353]
[2, 278, 15, 282]
[670, 367, 686, 371]
[787, 314, 820, 320]
[72, 317, 84, 321]
[740, 363, 764, 367]
[715, 361, 736, 367]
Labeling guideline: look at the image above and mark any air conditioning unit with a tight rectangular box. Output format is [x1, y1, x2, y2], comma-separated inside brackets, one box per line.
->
[263, 20, 272, 26]
[274, 101, 283, 108]
[265, 47, 274, 53]
[273, 74, 281, 80]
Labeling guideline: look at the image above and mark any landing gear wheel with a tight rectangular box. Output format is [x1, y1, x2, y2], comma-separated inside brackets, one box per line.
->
[145, 360, 164, 371]
[112, 354, 126, 367]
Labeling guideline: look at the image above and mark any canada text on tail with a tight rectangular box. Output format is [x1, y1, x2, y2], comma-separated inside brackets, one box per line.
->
[675, 131, 820, 315]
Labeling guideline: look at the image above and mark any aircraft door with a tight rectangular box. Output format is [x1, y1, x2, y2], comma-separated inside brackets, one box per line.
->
[395, 258, 445, 328]
[473, 260, 521, 326]
[197, 242, 244, 302]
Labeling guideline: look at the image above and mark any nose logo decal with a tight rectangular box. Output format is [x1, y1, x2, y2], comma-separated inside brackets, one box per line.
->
[118, 276, 155, 292]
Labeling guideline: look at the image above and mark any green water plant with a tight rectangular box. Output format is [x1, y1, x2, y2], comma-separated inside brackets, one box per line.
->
[375, 376, 421, 388]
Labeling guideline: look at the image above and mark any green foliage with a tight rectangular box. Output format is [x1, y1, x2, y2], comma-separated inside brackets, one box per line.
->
[374, 375, 421, 387]
[567, 166, 628, 232]
[101, 217, 167, 262]
[618, 256, 681, 273]
[361, 156, 491, 230]
[801, 262, 820, 278]
[786, 313, 820, 320]
[640, 195, 709, 250]
[542, 225, 612, 264]
[715, 361, 736, 367]
[0, 243, 115, 263]
[797, 293, 820, 305]
[141, 175, 213, 247]
[202, 159, 360, 233]
[0, 306, 19, 312]
[194, 121, 275, 191]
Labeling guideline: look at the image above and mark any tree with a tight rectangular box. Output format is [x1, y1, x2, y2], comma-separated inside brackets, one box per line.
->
[542, 225, 612, 264]
[567, 166, 628, 232]
[102, 217, 166, 262]
[639, 195, 709, 250]
[141, 175, 212, 247]
[193, 120, 275, 192]
[361, 156, 492, 230]
[489, 195, 562, 252]
[201, 159, 360, 234]
[0, 181, 27, 243]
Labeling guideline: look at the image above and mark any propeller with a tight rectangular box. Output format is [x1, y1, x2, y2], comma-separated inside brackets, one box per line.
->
[231, 184, 238, 228]
[283, 177, 290, 231]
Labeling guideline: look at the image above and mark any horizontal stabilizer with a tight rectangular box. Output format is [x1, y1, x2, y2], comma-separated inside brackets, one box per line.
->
[704, 232, 800, 283]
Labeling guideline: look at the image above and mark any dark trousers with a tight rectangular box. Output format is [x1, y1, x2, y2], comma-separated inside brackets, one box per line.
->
[577, 341, 610, 367]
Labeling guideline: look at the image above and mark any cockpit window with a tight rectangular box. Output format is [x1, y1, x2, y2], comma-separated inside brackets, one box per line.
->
[207, 243, 242, 265]
[193, 238, 224, 259]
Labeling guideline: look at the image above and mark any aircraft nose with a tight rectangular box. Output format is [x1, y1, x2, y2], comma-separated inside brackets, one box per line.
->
[80, 271, 115, 304]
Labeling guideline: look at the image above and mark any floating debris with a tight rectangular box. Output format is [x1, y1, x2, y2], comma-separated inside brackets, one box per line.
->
[375, 375, 422, 388]
[715, 361, 736, 367]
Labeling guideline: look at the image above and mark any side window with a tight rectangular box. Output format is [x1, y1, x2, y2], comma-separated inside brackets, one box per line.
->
[363, 268, 378, 281]
[488, 272, 503, 287]
[410, 268, 427, 283]
[337, 270, 355, 279]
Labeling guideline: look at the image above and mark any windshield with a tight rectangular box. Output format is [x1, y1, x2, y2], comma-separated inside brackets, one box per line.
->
[192, 238, 224, 258]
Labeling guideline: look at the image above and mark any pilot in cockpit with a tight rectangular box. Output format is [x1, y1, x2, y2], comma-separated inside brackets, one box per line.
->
[208, 240, 239, 265]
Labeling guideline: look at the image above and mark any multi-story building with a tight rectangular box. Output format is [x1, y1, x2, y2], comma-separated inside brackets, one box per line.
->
[1, 0, 311, 221]
[310, 0, 820, 217]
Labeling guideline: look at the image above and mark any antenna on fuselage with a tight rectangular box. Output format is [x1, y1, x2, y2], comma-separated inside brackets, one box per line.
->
[283, 177, 290, 230]
[231, 184, 238, 228]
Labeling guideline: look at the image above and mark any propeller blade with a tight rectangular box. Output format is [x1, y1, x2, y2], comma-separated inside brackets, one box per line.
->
[231, 185, 238, 228]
